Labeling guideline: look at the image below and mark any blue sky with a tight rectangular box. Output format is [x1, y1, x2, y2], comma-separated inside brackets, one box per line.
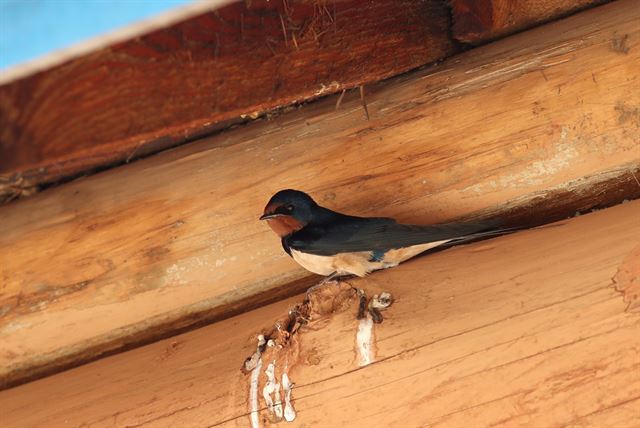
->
[0, 0, 191, 70]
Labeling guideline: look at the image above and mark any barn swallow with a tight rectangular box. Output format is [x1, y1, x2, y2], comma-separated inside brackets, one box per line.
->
[260, 189, 509, 278]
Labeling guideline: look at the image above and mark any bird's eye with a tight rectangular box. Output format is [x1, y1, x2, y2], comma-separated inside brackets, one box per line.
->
[286, 204, 294, 212]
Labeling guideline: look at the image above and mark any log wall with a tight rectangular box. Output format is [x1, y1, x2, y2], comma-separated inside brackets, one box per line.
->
[1, 200, 638, 427]
[0, 0, 638, 389]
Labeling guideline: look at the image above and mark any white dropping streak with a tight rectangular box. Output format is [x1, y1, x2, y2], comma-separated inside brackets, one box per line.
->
[274, 386, 283, 419]
[282, 373, 296, 422]
[263, 362, 283, 418]
[356, 317, 374, 366]
[249, 358, 263, 428]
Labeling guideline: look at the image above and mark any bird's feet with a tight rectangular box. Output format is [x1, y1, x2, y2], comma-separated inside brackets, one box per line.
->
[304, 272, 346, 299]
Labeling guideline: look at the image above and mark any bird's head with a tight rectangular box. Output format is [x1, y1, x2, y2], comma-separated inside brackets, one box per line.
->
[260, 189, 317, 237]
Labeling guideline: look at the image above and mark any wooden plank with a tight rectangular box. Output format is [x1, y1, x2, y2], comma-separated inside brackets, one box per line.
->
[450, 0, 609, 44]
[1, 0, 639, 388]
[1, 201, 638, 427]
[0, 0, 454, 202]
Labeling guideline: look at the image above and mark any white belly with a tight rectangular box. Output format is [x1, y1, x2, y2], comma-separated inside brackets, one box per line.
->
[290, 240, 449, 277]
[290, 249, 343, 276]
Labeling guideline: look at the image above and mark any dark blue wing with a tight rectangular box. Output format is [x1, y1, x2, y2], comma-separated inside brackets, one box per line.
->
[288, 217, 498, 256]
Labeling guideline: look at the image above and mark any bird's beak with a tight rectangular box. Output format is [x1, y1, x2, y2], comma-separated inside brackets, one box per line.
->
[259, 212, 283, 221]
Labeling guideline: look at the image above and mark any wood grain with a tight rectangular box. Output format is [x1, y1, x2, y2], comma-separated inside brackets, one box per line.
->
[1, 0, 639, 388]
[0, 0, 454, 201]
[1, 201, 638, 427]
[451, 0, 609, 44]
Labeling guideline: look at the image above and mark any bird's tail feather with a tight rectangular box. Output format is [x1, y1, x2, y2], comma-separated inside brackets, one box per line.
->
[435, 226, 521, 250]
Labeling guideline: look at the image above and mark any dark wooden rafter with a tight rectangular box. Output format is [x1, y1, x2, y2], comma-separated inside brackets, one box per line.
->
[450, 0, 609, 44]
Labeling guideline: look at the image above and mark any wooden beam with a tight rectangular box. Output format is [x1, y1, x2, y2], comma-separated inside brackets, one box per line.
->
[0, 0, 454, 202]
[450, 0, 609, 44]
[1, 201, 638, 427]
[1, 0, 639, 388]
